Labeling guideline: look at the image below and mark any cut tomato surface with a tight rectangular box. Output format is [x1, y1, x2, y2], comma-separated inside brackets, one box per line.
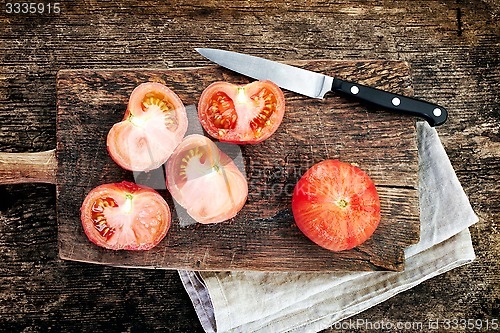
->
[107, 82, 188, 172]
[80, 181, 171, 250]
[198, 80, 285, 144]
[292, 160, 380, 252]
[166, 134, 248, 224]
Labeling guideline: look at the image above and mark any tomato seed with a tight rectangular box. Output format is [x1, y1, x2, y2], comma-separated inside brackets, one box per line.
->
[207, 92, 237, 130]
[249, 88, 276, 135]
[141, 93, 178, 131]
[91, 197, 117, 240]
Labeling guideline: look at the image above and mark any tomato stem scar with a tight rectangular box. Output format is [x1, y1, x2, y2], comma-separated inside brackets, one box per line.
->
[236, 87, 247, 103]
[129, 114, 146, 128]
[337, 198, 349, 208]
[123, 194, 133, 214]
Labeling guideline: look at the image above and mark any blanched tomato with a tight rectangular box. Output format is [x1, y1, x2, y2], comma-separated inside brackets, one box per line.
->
[198, 80, 285, 144]
[107, 82, 188, 172]
[292, 160, 380, 252]
[80, 181, 171, 250]
[166, 134, 248, 224]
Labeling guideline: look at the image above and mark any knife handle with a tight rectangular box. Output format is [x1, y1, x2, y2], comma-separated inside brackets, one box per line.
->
[331, 78, 448, 126]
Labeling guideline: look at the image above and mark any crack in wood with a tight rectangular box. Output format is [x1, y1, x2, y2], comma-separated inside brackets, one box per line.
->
[456, 7, 463, 36]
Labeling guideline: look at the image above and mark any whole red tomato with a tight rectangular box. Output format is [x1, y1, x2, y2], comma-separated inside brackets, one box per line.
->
[107, 82, 188, 172]
[80, 181, 171, 250]
[292, 160, 381, 252]
[198, 80, 285, 144]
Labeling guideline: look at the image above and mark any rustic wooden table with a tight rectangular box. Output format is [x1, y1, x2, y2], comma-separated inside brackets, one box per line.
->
[1, 1, 498, 332]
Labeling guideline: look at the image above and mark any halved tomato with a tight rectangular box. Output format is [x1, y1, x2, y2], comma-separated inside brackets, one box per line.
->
[166, 134, 248, 224]
[107, 82, 188, 172]
[198, 80, 285, 144]
[292, 160, 380, 252]
[80, 181, 171, 250]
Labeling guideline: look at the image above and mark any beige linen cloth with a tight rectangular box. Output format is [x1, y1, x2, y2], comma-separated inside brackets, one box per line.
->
[179, 121, 478, 333]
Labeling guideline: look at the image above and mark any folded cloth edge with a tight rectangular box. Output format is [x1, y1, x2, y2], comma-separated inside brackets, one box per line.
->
[179, 270, 217, 333]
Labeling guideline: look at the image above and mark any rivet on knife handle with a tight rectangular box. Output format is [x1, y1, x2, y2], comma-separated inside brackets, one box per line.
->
[332, 78, 448, 126]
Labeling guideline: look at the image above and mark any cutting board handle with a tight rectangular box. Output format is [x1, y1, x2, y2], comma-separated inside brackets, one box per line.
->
[0, 149, 56, 185]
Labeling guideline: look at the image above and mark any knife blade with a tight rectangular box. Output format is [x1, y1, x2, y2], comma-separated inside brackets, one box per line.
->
[196, 48, 448, 126]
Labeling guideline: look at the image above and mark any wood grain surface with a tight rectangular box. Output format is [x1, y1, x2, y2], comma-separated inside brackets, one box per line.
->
[56, 62, 418, 272]
[0, 0, 498, 332]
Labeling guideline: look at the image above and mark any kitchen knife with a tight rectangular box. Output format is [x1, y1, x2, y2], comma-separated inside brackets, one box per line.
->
[196, 48, 448, 126]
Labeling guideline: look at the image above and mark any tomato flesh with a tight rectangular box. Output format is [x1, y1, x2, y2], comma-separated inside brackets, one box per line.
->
[107, 82, 188, 172]
[198, 80, 285, 144]
[81, 181, 171, 250]
[292, 160, 380, 252]
[206, 92, 238, 130]
[248, 87, 279, 134]
[166, 134, 248, 224]
[91, 196, 118, 240]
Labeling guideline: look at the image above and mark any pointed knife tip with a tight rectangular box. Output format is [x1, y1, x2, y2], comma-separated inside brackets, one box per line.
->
[195, 47, 214, 57]
[196, 47, 228, 53]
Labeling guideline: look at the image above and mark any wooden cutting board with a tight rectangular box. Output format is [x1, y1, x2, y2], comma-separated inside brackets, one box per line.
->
[56, 61, 420, 272]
